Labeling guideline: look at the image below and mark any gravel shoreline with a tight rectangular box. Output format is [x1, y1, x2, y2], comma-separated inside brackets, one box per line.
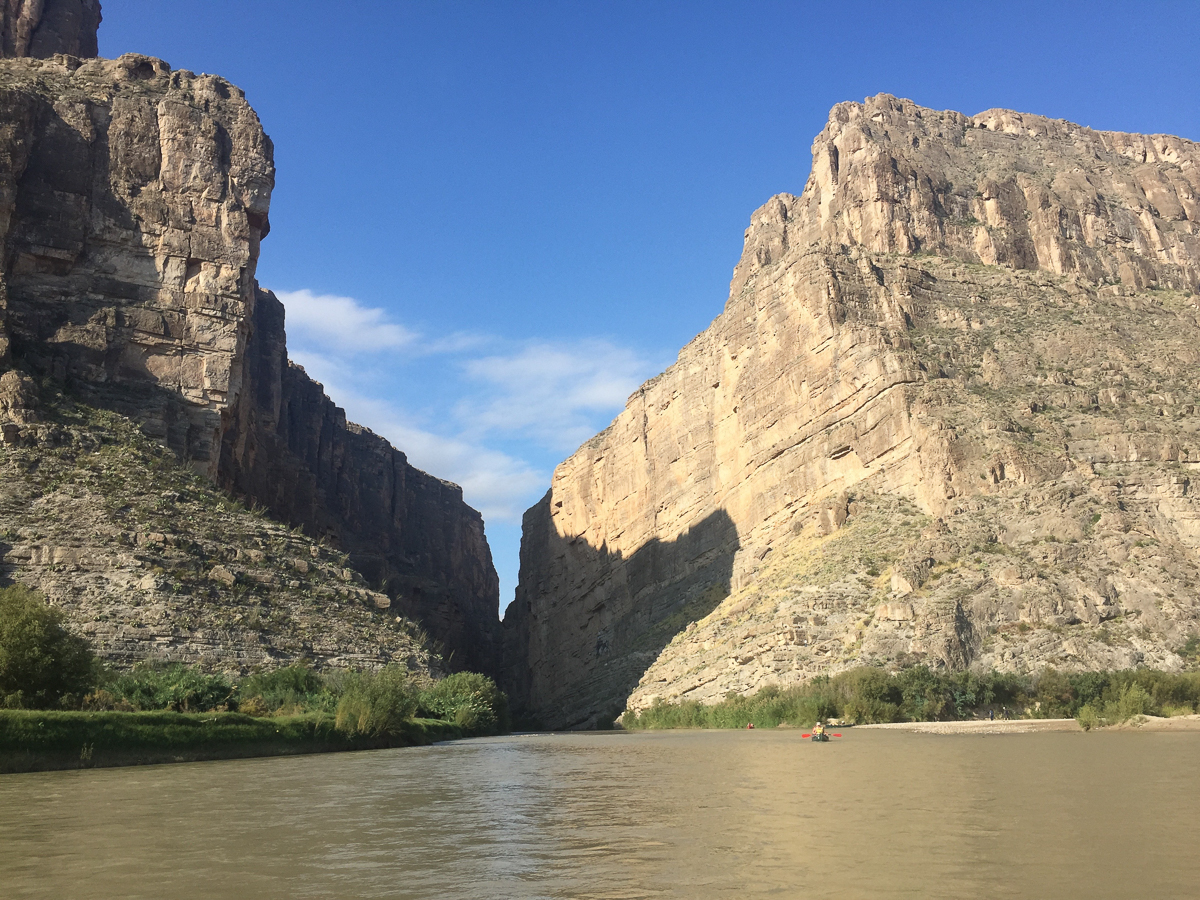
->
[857, 719, 1081, 734]
[856, 715, 1200, 734]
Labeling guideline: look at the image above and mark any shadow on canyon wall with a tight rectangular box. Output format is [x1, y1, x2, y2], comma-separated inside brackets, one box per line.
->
[32, 328, 502, 678]
[503, 503, 740, 729]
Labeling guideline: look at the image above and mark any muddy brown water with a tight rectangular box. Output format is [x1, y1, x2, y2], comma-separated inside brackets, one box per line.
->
[1, 729, 1197, 899]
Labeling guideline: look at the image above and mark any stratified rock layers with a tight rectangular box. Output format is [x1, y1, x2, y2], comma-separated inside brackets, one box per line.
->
[0, 53, 499, 672]
[504, 94, 1200, 729]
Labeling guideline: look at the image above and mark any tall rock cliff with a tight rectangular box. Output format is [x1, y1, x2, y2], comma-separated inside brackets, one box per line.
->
[0, 24, 499, 672]
[0, 53, 273, 473]
[504, 94, 1200, 728]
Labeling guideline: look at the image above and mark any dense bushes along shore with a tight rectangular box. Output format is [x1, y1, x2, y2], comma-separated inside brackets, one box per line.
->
[0, 584, 508, 771]
[621, 665, 1200, 731]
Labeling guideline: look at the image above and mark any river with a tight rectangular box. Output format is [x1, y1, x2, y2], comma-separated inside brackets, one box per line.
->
[1, 729, 1197, 899]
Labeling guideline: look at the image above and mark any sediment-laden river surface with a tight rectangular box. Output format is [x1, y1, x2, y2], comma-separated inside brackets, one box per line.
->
[2, 728, 1198, 899]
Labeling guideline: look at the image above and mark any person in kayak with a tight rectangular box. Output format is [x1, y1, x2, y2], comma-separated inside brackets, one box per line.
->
[813, 721, 826, 738]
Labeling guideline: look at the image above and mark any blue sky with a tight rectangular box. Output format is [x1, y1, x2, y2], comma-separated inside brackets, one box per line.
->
[99, 1, 1200, 615]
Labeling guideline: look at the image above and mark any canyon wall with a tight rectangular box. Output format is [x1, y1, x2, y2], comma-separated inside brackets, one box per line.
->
[0, 18, 499, 672]
[220, 288, 499, 673]
[504, 94, 1200, 728]
[0, 53, 273, 472]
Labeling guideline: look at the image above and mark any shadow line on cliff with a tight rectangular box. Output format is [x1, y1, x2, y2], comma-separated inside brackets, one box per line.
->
[0, 542, 13, 588]
[504, 504, 740, 729]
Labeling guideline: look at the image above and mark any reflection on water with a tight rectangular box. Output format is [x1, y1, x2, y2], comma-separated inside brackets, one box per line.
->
[1, 729, 1198, 899]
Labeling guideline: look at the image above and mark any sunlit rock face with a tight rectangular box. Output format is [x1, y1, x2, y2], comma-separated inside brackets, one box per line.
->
[0, 53, 273, 470]
[504, 94, 1200, 729]
[0, 46, 500, 673]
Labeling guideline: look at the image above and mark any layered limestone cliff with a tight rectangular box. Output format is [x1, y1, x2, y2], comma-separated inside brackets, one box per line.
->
[0, 32, 499, 671]
[0, 53, 273, 471]
[504, 94, 1200, 728]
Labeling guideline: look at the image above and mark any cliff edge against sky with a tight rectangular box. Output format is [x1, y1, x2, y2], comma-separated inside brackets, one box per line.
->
[0, 2, 500, 674]
[504, 94, 1200, 728]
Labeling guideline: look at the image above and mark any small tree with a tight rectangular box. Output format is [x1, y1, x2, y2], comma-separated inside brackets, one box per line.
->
[0, 584, 96, 708]
[334, 665, 419, 737]
[419, 672, 509, 735]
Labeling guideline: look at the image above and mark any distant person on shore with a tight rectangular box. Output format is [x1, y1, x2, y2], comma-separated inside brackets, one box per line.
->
[989, 708, 995, 721]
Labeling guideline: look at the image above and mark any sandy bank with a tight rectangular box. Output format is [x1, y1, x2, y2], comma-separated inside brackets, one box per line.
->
[858, 719, 1081, 734]
[857, 715, 1200, 734]
[1112, 714, 1200, 731]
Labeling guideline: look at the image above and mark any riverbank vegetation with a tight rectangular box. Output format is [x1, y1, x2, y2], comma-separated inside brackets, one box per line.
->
[0, 584, 509, 772]
[620, 666, 1200, 731]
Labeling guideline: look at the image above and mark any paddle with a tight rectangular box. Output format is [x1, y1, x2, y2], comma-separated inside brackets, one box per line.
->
[801, 733, 843, 738]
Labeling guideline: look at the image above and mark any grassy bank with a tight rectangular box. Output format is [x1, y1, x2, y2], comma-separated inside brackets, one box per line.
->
[1, 582, 511, 772]
[0, 709, 465, 774]
[621, 666, 1200, 731]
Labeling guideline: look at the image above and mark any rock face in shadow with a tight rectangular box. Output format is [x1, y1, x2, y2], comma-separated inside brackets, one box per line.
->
[506, 94, 1200, 726]
[503, 503, 738, 729]
[0, 385, 447, 676]
[1, 0, 101, 59]
[220, 289, 500, 674]
[0, 50, 499, 672]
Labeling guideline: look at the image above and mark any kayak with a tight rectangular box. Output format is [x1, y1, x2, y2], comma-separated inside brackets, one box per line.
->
[811, 732, 830, 742]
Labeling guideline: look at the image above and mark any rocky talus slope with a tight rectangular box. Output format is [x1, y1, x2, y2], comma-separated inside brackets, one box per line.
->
[1, 384, 442, 673]
[504, 94, 1200, 728]
[0, 9, 499, 673]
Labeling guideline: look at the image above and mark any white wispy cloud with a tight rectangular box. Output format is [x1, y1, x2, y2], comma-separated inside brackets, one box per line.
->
[273, 285, 670, 607]
[375, 422, 546, 522]
[275, 289, 419, 353]
[274, 288, 663, 524]
[457, 340, 656, 451]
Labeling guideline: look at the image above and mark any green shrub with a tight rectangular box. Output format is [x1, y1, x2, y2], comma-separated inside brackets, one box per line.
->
[1076, 704, 1102, 731]
[334, 665, 419, 737]
[419, 672, 509, 735]
[236, 664, 331, 715]
[835, 667, 901, 723]
[623, 665, 1200, 730]
[1109, 682, 1153, 722]
[1182, 634, 1199, 666]
[0, 584, 97, 708]
[237, 695, 270, 717]
[107, 663, 233, 712]
[80, 689, 133, 711]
